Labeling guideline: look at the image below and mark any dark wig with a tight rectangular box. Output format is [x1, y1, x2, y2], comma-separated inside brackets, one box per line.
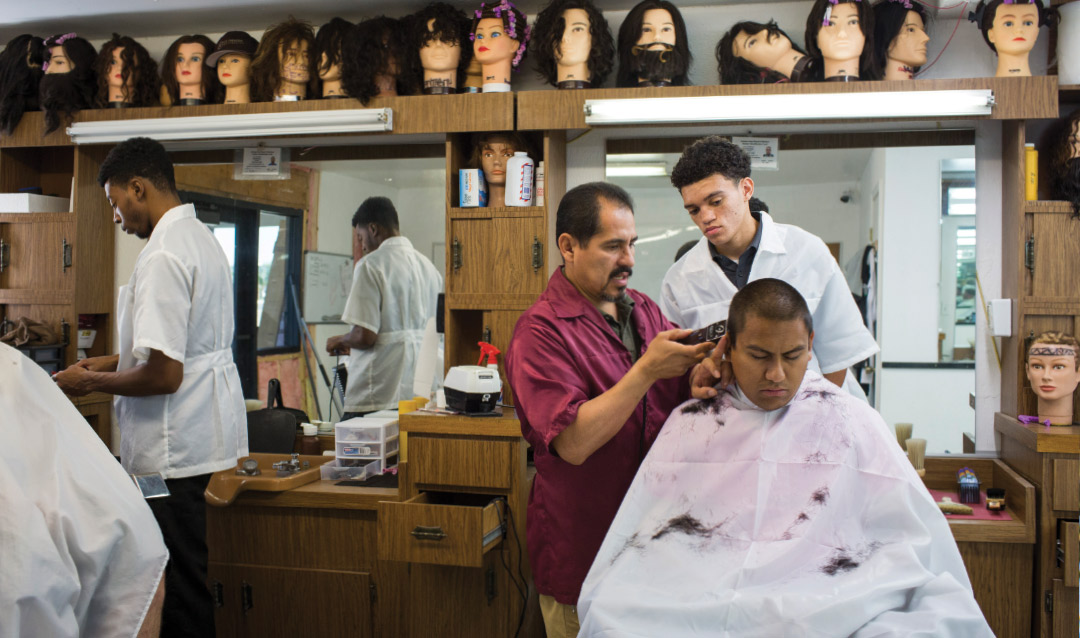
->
[0, 34, 45, 135]
[343, 16, 410, 105]
[804, 0, 880, 80]
[315, 18, 353, 83]
[716, 20, 805, 84]
[971, 0, 1052, 52]
[404, 4, 472, 91]
[250, 16, 316, 102]
[94, 34, 159, 107]
[161, 35, 220, 104]
[39, 34, 98, 135]
[616, 0, 691, 87]
[467, 131, 535, 169]
[872, 0, 929, 73]
[1045, 108, 1080, 216]
[531, 0, 615, 87]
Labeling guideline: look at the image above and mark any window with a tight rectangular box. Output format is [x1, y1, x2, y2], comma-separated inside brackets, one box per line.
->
[181, 191, 302, 397]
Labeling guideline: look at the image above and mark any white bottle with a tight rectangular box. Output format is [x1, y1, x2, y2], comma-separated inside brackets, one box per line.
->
[504, 151, 534, 207]
[535, 160, 545, 207]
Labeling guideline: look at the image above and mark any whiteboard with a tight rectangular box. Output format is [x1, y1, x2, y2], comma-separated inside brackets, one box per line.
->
[303, 251, 354, 324]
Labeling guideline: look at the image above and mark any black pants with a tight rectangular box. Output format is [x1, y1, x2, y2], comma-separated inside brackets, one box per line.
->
[148, 473, 216, 638]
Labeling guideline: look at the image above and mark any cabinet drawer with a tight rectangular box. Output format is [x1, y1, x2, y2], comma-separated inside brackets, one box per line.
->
[1064, 521, 1078, 589]
[378, 492, 505, 567]
[1052, 459, 1079, 511]
[410, 436, 511, 490]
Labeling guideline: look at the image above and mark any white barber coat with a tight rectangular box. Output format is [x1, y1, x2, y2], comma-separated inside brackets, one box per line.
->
[661, 212, 878, 389]
[0, 342, 168, 637]
[342, 236, 442, 412]
[115, 204, 247, 479]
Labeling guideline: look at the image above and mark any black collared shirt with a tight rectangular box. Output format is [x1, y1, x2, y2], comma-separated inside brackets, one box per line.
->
[601, 294, 640, 363]
[708, 211, 763, 289]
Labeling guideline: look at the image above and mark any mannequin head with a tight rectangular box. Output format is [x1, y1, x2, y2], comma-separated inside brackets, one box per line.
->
[207, 32, 258, 104]
[469, 131, 534, 205]
[1048, 108, 1080, 216]
[406, 3, 472, 93]
[716, 20, 807, 84]
[314, 18, 353, 97]
[95, 34, 159, 107]
[617, 0, 691, 87]
[1026, 332, 1080, 425]
[251, 17, 315, 102]
[162, 35, 219, 104]
[805, 0, 879, 80]
[532, 0, 615, 87]
[470, 0, 530, 89]
[343, 16, 409, 104]
[0, 34, 46, 135]
[974, 0, 1049, 53]
[873, 0, 929, 79]
[39, 33, 98, 134]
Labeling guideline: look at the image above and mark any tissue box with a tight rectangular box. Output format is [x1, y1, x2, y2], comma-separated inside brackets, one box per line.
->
[0, 194, 70, 213]
[459, 169, 487, 207]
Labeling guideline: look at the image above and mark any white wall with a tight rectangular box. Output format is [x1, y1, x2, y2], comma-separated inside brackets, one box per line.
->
[878, 368, 975, 454]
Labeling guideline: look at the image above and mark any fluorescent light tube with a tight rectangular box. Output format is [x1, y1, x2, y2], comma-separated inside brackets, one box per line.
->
[584, 90, 994, 125]
[67, 108, 393, 144]
[606, 163, 668, 177]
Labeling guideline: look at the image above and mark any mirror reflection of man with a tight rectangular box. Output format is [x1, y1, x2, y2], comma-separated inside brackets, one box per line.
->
[661, 135, 877, 397]
[506, 182, 711, 638]
[578, 279, 993, 637]
[326, 197, 442, 419]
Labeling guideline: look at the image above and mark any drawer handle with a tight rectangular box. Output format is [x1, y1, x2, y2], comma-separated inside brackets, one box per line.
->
[411, 525, 448, 541]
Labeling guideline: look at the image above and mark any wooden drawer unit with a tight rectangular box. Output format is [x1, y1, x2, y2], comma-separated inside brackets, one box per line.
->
[378, 492, 505, 568]
[1064, 521, 1079, 590]
[1051, 459, 1079, 511]
[409, 435, 512, 490]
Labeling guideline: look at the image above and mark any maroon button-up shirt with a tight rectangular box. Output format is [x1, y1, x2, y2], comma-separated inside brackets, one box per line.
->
[505, 268, 689, 605]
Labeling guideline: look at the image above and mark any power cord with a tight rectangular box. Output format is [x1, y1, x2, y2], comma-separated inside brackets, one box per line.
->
[493, 496, 528, 638]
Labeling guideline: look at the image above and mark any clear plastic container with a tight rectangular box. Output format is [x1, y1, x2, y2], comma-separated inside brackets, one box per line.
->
[336, 436, 399, 459]
[335, 417, 398, 443]
[319, 458, 383, 481]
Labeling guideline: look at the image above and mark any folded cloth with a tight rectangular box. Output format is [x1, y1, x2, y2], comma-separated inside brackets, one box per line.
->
[0, 316, 59, 347]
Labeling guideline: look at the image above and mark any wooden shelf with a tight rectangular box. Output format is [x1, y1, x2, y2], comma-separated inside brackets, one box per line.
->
[446, 293, 538, 310]
[0, 212, 74, 222]
[517, 76, 1060, 130]
[0, 289, 73, 304]
[1025, 200, 1076, 213]
[1061, 84, 1080, 102]
[448, 206, 545, 219]
[924, 456, 1036, 544]
[995, 412, 1080, 454]
[400, 408, 521, 438]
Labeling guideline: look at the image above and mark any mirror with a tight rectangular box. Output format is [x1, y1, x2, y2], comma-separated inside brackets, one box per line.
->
[606, 140, 977, 455]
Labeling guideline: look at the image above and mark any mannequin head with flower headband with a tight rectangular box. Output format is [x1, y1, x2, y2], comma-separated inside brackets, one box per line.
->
[872, 0, 929, 80]
[470, 0, 530, 91]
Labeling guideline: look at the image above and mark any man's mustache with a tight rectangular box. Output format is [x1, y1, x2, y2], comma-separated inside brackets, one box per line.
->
[610, 267, 633, 280]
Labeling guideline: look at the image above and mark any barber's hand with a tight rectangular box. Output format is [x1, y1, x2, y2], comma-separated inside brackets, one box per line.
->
[690, 334, 733, 399]
[326, 335, 350, 356]
[637, 329, 712, 382]
[53, 365, 95, 397]
[73, 354, 118, 373]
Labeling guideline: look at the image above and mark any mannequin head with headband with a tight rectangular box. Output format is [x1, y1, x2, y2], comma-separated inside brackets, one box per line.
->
[1026, 331, 1080, 425]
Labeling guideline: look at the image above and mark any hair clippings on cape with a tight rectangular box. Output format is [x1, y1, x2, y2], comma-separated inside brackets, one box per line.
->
[1018, 414, 1052, 427]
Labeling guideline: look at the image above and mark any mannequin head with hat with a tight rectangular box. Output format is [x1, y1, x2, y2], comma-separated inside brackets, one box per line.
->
[207, 31, 258, 103]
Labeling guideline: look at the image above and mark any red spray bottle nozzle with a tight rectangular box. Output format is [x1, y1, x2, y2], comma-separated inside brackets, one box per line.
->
[477, 342, 501, 366]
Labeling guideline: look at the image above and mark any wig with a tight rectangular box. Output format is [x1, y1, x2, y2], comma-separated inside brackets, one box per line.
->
[716, 20, 806, 84]
[342, 16, 410, 105]
[0, 34, 45, 135]
[804, 0, 880, 80]
[616, 0, 691, 87]
[531, 0, 615, 87]
[404, 4, 472, 90]
[872, 0, 929, 73]
[94, 34, 159, 107]
[469, 0, 531, 70]
[250, 16, 316, 102]
[971, 0, 1052, 52]
[39, 33, 98, 135]
[315, 17, 353, 87]
[1046, 108, 1080, 217]
[468, 131, 535, 169]
[161, 34, 220, 104]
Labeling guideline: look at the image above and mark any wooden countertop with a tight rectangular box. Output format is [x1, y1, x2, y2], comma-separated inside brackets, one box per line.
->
[228, 479, 400, 511]
[995, 412, 1080, 454]
[924, 455, 1036, 544]
[399, 407, 522, 438]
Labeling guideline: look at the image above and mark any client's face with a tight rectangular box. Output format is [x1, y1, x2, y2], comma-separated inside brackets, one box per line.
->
[730, 315, 813, 411]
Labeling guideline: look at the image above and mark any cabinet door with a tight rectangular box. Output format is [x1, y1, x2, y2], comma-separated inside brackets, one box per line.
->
[1053, 578, 1078, 637]
[207, 563, 242, 638]
[447, 217, 545, 304]
[482, 309, 522, 405]
[0, 219, 73, 295]
[1032, 213, 1080, 297]
[405, 554, 513, 638]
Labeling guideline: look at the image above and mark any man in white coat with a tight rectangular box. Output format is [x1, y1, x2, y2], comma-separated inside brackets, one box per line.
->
[660, 136, 877, 395]
[327, 196, 442, 417]
[55, 137, 247, 637]
[578, 279, 992, 637]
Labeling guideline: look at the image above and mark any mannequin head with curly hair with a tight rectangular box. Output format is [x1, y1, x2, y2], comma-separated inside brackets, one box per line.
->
[716, 20, 809, 84]
[805, 0, 879, 80]
[314, 17, 353, 98]
[1046, 108, 1080, 217]
[162, 34, 220, 104]
[531, 0, 614, 88]
[406, 3, 472, 94]
[39, 33, 98, 134]
[251, 17, 316, 102]
[95, 34, 159, 107]
[0, 34, 46, 135]
[470, 0, 530, 91]
[616, 0, 691, 87]
[343, 16, 409, 104]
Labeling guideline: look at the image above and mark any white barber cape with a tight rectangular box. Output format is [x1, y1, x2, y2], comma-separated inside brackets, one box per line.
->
[578, 371, 992, 638]
[116, 203, 247, 478]
[0, 343, 168, 637]
[341, 236, 442, 412]
[660, 213, 879, 398]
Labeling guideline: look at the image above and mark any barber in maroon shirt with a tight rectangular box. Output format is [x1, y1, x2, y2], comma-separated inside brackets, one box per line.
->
[506, 182, 712, 637]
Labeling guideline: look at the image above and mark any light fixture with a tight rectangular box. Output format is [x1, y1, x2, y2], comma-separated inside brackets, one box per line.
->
[67, 108, 393, 144]
[606, 163, 668, 177]
[583, 90, 994, 125]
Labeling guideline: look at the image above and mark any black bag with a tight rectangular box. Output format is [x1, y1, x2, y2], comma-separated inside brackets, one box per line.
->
[245, 379, 310, 453]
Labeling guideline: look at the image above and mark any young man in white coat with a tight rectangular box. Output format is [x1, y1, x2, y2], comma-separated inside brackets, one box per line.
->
[660, 135, 877, 394]
[55, 136, 248, 637]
